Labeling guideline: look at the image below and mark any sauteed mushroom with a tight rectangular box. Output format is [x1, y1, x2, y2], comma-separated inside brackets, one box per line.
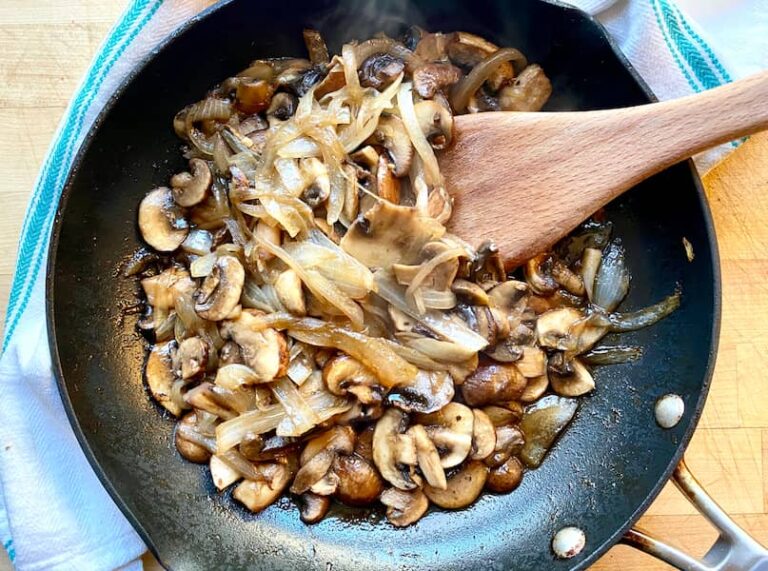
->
[134, 27, 681, 527]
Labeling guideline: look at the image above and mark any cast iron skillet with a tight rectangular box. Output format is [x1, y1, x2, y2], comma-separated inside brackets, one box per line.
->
[48, 0, 720, 569]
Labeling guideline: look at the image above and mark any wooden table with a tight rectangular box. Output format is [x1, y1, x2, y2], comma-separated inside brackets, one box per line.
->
[0, 2, 766, 569]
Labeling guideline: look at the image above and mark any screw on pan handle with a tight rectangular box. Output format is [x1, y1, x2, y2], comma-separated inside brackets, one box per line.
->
[622, 458, 768, 570]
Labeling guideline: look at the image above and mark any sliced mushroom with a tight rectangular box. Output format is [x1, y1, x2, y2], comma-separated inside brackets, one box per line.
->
[173, 336, 208, 380]
[426, 186, 453, 224]
[376, 154, 400, 203]
[535, 307, 583, 349]
[300, 426, 356, 465]
[323, 354, 382, 405]
[300, 493, 331, 523]
[550, 358, 595, 397]
[171, 158, 212, 207]
[237, 432, 264, 461]
[551, 260, 585, 297]
[219, 341, 243, 366]
[482, 405, 522, 427]
[255, 220, 281, 262]
[340, 201, 445, 268]
[194, 255, 245, 321]
[498, 64, 552, 112]
[138, 187, 189, 252]
[210, 454, 241, 490]
[519, 373, 549, 403]
[417, 402, 473, 468]
[408, 425, 446, 490]
[141, 266, 195, 312]
[525, 254, 559, 295]
[146, 342, 183, 416]
[447, 32, 515, 92]
[367, 116, 413, 176]
[359, 53, 405, 90]
[515, 346, 547, 378]
[373, 408, 418, 490]
[412, 62, 461, 99]
[446, 353, 479, 385]
[472, 241, 505, 289]
[334, 453, 384, 505]
[423, 460, 488, 509]
[235, 79, 275, 114]
[380, 488, 429, 527]
[487, 457, 524, 493]
[220, 310, 289, 381]
[291, 448, 336, 495]
[470, 409, 496, 460]
[315, 64, 346, 99]
[485, 425, 525, 467]
[275, 269, 306, 316]
[452, 279, 489, 305]
[174, 412, 212, 463]
[413, 100, 454, 150]
[232, 462, 292, 513]
[267, 92, 297, 121]
[461, 360, 527, 407]
[354, 424, 375, 462]
[350, 145, 380, 170]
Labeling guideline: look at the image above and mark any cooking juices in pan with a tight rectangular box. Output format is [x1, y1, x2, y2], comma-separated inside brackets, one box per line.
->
[129, 27, 680, 527]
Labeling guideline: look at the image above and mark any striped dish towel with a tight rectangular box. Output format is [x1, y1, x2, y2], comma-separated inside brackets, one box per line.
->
[0, 0, 764, 569]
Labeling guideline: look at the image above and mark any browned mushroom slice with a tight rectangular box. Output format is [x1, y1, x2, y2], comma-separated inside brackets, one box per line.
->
[373, 408, 418, 490]
[366, 116, 413, 176]
[424, 460, 488, 509]
[138, 187, 189, 252]
[447, 32, 516, 91]
[146, 342, 183, 416]
[380, 488, 429, 527]
[314, 63, 346, 99]
[550, 358, 595, 397]
[519, 395, 578, 468]
[482, 405, 522, 427]
[267, 92, 298, 121]
[520, 373, 549, 403]
[302, 29, 330, 64]
[413, 100, 454, 150]
[472, 241, 505, 289]
[408, 424, 446, 489]
[486, 457, 524, 493]
[515, 346, 547, 378]
[300, 426, 356, 465]
[209, 454, 242, 490]
[470, 409, 496, 460]
[300, 493, 331, 523]
[340, 201, 445, 268]
[387, 369, 454, 414]
[232, 463, 292, 513]
[174, 412, 212, 463]
[171, 158, 212, 207]
[426, 186, 453, 224]
[485, 425, 525, 467]
[334, 454, 384, 506]
[461, 360, 527, 407]
[412, 62, 461, 99]
[417, 402, 473, 468]
[525, 254, 559, 295]
[219, 341, 244, 366]
[323, 354, 382, 405]
[220, 310, 289, 381]
[535, 307, 583, 349]
[291, 449, 337, 494]
[452, 280, 489, 305]
[173, 336, 208, 380]
[499, 64, 552, 112]
[359, 53, 405, 90]
[194, 255, 245, 321]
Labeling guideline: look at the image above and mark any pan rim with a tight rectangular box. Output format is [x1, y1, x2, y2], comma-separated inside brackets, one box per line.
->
[45, 1, 722, 569]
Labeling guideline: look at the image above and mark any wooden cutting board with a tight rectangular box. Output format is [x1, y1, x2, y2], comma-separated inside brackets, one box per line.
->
[0, 2, 766, 569]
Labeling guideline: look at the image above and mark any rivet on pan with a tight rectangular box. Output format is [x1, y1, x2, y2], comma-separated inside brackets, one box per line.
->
[552, 526, 586, 559]
[655, 393, 685, 429]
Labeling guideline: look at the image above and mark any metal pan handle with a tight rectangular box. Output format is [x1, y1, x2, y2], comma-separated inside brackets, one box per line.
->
[622, 458, 768, 570]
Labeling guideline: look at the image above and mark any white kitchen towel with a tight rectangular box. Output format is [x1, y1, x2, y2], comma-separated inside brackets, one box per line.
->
[0, 0, 764, 569]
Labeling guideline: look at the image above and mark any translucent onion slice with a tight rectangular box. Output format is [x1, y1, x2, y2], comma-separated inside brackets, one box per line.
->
[271, 377, 320, 437]
[398, 82, 442, 187]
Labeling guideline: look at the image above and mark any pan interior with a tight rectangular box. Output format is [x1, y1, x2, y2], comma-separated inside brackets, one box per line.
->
[49, 1, 718, 569]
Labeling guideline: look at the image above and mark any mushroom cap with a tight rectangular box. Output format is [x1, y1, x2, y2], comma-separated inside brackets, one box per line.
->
[195, 255, 245, 321]
[300, 493, 331, 523]
[550, 358, 595, 397]
[380, 488, 429, 527]
[138, 187, 189, 252]
[334, 454, 384, 506]
[486, 456, 524, 493]
[424, 460, 488, 509]
[461, 360, 527, 407]
[413, 99, 454, 150]
[322, 354, 381, 405]
[232, 463, 292, 513]
[171, 158, 212, 207]
[368, 115, 413, 177]
[173, 336, 209, 380]
[387, 369, 454, 414]
[359, 53, 405, 90]
[145, 341, 183, 416]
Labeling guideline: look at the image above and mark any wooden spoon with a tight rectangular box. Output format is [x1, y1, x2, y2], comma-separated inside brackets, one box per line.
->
[439, 70, 768, 267]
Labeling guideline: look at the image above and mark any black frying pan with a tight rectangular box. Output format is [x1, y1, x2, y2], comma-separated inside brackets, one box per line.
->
[48, 0, 721, 569]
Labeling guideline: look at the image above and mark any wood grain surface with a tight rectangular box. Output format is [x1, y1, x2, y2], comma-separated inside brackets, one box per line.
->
[0, 2, 766, 570]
